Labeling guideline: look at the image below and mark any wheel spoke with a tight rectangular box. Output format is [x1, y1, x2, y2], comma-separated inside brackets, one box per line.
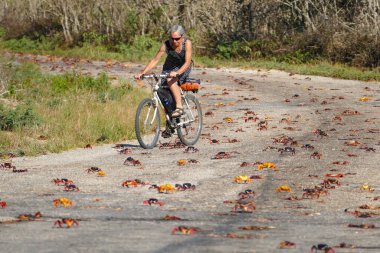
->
[177, 95, 202, 146]
[135, 99, 160, 149]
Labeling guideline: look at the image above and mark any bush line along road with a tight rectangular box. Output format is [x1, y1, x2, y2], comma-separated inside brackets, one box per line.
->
[1, 54, 379, 252]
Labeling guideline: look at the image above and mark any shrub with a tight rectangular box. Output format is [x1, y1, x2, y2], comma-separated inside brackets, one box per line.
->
[0, 104, 42, 131]
[51, 72, 110, 93]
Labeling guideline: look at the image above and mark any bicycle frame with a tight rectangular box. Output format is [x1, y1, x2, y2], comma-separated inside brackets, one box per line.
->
[143, 74, 196, 128]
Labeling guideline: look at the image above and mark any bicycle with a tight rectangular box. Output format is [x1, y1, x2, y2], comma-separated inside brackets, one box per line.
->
[135, 73, 203, 149]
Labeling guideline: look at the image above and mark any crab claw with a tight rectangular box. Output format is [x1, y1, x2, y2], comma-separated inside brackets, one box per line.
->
[53, 220, 62, 228]
[171, 227, 179, 234]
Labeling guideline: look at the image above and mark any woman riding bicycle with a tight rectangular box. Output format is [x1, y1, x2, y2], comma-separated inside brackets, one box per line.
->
[135, 25, 193, 120]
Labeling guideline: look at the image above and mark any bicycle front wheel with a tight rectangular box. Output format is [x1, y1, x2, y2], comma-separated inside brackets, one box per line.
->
[177, 94, 202, 146]
[135, 98, 161, 149]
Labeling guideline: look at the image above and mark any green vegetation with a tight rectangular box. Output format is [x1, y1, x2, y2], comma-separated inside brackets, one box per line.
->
[0, 59, 147, 156]
[1, 34, 379, 82]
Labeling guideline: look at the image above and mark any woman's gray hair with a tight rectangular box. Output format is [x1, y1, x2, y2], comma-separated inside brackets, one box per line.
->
[169, 25, 185, 36]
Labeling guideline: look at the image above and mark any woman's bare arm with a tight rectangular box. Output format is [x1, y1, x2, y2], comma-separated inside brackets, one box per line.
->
[135, 43, 166, 79]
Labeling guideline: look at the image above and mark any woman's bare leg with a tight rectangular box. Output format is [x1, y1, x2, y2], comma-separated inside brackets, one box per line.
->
[167, 78, 183, 108]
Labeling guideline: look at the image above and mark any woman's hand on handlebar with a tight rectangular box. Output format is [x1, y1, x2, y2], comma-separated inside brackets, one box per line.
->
[134, 73, 144, 80]
[168, 71, 179, 78]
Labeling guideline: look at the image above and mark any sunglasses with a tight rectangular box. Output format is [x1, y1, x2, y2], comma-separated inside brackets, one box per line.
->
[171, 37, 182, 41]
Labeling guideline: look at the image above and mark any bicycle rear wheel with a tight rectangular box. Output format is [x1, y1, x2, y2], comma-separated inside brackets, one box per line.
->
[177, 94, 202, 146]
[135, 98, 161, 149]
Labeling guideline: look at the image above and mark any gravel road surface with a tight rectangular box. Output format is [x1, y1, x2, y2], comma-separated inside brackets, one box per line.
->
[1, 54, 380, 253]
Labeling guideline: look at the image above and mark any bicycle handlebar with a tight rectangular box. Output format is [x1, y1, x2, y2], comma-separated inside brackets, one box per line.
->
[141, 73, 169, 80]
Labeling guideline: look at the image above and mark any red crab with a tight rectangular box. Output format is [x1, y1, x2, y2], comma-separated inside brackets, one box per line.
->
[313, 129, 328, 138]
[224, 138, 240, 143]
[53, 218, 79, 228]
[332, 116, 343, 122]
[84, 144, 92, 149]
[118, 147, 133, 155]
[341, 110, 360, 116]
[175, 183, 196, 191]
[51, 178, 74, 186]
[257, 120, 268, 131]
[205, 111, 214, 117]
[310, 151, 322, 159]
[64, 184, 80, 192]
[143, 198, 164, 206]
[184, 146, 199, 153]
[279, 118, 291, 124]
[232, 198, 256, 213]
[310, 244, 335, 253]
[123, 157, 142, 166]
[86, 167, 102, 173]
[278, 147, 295, 155]
[240, 161, 251, 167]
[302, 144, 315, 150]
[235, 128, 245, 132]
[302, 187, 328, 199]
[238, 189, 256, 199]
[360, 147, 376, 152]
[0, 200, 6, 208]
[244, 116, 259, 122]
[209, 139, 220, 144]
[213, 152, 231, 159]
[332, 161, 349, 165]
[322, 178, 341, 188]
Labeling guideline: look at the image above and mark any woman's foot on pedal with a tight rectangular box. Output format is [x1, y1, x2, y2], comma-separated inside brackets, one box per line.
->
[171, 107, 184, 118]
[161, 129, 172, 138]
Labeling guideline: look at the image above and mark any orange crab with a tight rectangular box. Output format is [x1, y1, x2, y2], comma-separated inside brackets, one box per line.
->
[18, 212, 42, 221]
[54, 218, 79, 228]
[96, 170, 106, 177]
[279, 241, 296, 248]
[177, 159, 187, 166]
[172, 226, 198, 235]
[258, 162, 277, 171]
[234, 175, 253, 184]
[223, 117, 234, 123]
[121, 179, 148, 188]
[158, 184, 177, 193]
[361, 184, 375, 192]
[276, 185, 292, 192]
[53, 198, 73, 207]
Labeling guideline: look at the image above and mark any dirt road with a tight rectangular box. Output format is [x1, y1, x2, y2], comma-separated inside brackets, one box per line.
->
[1, 54, 380, 252]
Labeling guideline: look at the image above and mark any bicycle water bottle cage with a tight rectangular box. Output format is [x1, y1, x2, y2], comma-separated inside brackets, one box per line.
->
[180, 78, 201, 93]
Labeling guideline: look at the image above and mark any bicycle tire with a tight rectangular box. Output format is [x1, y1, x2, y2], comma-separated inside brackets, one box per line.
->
[177, 94, 202, 146]
[135, 98, 161, 149]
